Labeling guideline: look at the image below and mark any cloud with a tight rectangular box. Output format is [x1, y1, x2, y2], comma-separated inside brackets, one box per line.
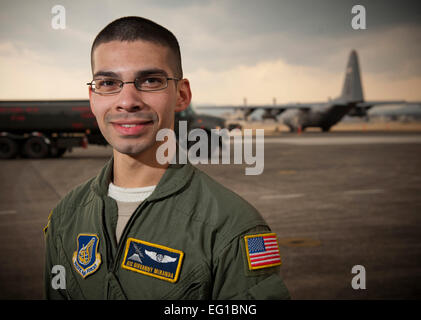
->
[188, 58, 343, 105]
[187, 51, 421, 105]
[0, 0, 419, 102]
[0, 41, 89, 99]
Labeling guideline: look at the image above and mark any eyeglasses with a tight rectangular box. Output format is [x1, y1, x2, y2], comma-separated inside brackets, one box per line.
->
[87, 74, 180, 95]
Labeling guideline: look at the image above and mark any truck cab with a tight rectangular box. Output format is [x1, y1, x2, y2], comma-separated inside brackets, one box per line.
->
[174, 104, 226, 153]
[175, 104, 225, 133]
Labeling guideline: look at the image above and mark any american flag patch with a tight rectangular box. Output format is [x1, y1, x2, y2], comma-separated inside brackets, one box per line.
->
[244, 233, 282, 270]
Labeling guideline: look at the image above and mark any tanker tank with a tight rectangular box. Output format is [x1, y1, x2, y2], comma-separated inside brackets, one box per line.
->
[0, 100, 107, 159]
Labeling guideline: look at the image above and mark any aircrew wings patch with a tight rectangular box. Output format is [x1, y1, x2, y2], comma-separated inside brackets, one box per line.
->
[244, 233, 282, 270]
[121, 238, 184, 283]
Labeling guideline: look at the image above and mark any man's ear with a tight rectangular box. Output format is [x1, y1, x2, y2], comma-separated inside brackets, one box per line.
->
[175, 79, 192, 112]
[88, 87, 94, 114]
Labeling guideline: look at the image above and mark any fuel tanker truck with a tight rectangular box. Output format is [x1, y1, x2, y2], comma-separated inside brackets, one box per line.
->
[0, 100, 226, 159]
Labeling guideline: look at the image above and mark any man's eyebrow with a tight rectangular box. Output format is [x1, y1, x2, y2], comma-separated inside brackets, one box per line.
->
[93, 71, 119, 78]
[135, 69, 169, 77]
[93, 69, 169, 79]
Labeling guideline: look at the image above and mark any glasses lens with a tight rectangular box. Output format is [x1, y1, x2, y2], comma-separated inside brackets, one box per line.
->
[135, 75, 167, 91]
[93, 78, 121, 94]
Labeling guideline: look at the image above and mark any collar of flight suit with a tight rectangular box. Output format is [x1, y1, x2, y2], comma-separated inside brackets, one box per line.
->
[90, 155, 195, 202]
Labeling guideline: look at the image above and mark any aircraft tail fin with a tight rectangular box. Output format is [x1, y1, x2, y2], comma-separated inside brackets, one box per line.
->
[340, 50, 364, 103]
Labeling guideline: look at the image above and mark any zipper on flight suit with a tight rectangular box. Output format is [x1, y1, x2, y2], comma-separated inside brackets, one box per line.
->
[111, 199, 150, 273]
[101, 198, 116, 271]
[100, 197, 150, 299]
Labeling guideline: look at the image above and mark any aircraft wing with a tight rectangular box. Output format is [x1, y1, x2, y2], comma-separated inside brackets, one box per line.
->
[195, 102, 326, 115]
[196, 103, 331, 120]
[196, 103, 322, 111]
[356, 100, 407, 108]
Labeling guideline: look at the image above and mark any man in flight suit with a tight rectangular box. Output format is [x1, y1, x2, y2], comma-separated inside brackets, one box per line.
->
[44, 16, 290, 300]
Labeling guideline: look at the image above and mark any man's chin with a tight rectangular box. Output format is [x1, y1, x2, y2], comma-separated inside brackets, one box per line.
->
[111, 140, 156, 157]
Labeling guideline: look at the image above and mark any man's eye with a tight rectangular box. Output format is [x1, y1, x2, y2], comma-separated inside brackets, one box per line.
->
[146, 77, 163, 84]
[139, 76, 165, 88]
[97, 79, 117, 87]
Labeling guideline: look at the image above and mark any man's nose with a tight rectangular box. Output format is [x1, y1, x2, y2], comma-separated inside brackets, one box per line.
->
[115, 82, 145, 112]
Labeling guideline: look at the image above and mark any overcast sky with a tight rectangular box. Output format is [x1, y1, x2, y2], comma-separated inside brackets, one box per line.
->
[0, 0, 420, 105]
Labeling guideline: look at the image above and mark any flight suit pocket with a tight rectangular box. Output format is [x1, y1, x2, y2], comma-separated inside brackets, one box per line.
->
[56, 236, 86, 299]
[247, 273, 291, 300]
[161, 263, 211, 300]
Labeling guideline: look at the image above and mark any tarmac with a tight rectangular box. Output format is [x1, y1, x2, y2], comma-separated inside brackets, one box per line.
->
[1, 128, 421, 299]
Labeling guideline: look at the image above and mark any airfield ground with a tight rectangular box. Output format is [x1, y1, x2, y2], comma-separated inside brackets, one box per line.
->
[1, 122, 420, 299]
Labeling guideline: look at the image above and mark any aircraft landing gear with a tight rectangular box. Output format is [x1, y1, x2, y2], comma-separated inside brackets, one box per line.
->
[321, 125, 331, 132]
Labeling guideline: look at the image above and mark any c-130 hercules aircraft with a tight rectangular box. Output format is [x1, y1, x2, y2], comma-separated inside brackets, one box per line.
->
[198, 50, 418, 132]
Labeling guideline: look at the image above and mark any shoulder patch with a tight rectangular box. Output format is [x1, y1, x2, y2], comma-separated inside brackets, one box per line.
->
[121, 238, 184, 283]
[244, 233, 282, 270]
[43, 210, 53, 236]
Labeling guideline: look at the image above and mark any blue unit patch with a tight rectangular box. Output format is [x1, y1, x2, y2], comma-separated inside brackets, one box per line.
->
[121, 238, 184, 283]
[72, 234, 101, 278]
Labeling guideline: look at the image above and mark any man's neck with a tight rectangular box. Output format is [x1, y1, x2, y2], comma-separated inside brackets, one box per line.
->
[112, 149, 168, 188]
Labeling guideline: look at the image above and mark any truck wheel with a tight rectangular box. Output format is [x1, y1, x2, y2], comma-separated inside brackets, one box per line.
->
[0, 137, 19, 159]
[23, 137, 50, 159]
[50, 147, 66, 158]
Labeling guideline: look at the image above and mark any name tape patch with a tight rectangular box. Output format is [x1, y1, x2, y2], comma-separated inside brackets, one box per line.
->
[121, 238, 184, 283]
[244, 233, 282, 270]
[73, 233, 102, 278]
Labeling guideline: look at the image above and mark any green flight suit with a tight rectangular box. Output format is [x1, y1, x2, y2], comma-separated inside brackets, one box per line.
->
[44, 158, 290, 300]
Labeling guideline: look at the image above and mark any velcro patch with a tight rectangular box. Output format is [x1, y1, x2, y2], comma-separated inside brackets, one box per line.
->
[244, 233, 282, 270]
[73, 233, 102, 278]
[121, 238, 184, 283]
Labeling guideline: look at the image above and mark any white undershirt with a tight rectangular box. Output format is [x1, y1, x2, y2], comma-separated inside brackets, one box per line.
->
[107, 183, 156, 243]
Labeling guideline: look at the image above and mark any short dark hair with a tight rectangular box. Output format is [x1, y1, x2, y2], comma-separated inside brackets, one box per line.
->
[91, 16, 183, 78]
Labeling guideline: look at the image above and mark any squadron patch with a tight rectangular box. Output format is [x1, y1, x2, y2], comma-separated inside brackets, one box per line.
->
[72, 234, 102, 278]
[121, 238, 184, 283]
[244, 233, 282, 270]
